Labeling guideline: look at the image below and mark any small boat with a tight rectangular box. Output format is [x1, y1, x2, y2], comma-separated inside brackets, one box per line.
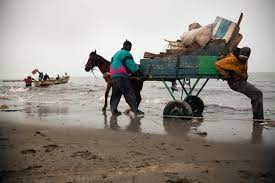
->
[33, 76, 70, 87]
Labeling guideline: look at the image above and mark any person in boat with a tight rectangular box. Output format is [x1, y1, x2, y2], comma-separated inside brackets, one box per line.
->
[43, 73, 50, 81]
[62, 72, 68, 79]
[38, 71, 44, 81]
[56, 75, 60, 80]
[24, 76, 34, 87]
[109, 40, 144, 116]
[215, 47, 264, 124]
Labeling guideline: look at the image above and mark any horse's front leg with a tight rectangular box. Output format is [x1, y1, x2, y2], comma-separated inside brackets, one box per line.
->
[102, 83, 112, 111]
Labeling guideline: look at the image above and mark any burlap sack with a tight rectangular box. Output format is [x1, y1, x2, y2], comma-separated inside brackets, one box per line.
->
[195, 24, 213, 47]
[180, 24, 213, 48]
[189, 22, 202, 30]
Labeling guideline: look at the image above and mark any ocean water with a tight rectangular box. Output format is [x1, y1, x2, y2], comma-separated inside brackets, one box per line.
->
[0, 73, 275, 145]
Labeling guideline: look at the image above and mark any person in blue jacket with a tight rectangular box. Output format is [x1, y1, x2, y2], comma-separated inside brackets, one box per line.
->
[109, 40, 144, 116]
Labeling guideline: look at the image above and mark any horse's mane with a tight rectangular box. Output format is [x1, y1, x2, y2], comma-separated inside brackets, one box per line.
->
[96, 53, 111, 65]
[93, 52, 111, 74]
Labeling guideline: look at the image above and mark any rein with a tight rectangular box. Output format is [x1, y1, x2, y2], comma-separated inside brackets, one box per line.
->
[90, 69, 98, 78]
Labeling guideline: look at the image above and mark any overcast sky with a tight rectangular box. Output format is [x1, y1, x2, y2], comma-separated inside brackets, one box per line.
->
[0, 0, 274, 79]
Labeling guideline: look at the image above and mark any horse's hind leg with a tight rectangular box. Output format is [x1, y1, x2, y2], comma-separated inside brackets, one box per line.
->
[102, 83, 112, 111]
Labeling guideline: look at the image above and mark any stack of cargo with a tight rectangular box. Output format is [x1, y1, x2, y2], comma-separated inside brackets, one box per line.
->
[144, 14, 243, 59]
[139, 14, 245, 118]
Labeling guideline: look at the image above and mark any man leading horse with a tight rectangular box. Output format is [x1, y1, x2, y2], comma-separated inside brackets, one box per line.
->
[110, 40, 144, 116]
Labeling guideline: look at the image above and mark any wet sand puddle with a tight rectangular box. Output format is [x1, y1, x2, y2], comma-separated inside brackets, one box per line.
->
[1, 105, 275, 147]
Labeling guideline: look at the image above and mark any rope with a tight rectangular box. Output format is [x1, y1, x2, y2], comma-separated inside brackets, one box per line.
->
[90, 69, 97, 79]
[90, 68, 105, 79]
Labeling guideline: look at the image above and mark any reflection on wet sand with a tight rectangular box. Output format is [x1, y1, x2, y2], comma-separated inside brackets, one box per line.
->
[100, 111, 273, 146]
[102, 111, 143, 132]
[102, 111, 108, 129]
[251, 124, 264, 144]
[126, 115, 143, 133]
[163, 117, 204, 137]
[24, 106, 69, 117]
[103, 110, 206, 136]
[109, 114, 120, 130]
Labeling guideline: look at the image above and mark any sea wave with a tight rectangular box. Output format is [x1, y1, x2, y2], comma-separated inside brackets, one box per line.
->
[205, 104, 274, 115]
[265, 109, 275, 115]
[9, 87, 28, 93]
[144, 99, 166, 104]
[205, 104, 251, 112]
[39, 101, 59, 104]
[0, 95, 11, 100]
[79, 92, 89, 95]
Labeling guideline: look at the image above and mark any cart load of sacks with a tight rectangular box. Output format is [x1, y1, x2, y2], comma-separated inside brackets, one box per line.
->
[144, 14, 243, 59]
[139, 14, 244, 118]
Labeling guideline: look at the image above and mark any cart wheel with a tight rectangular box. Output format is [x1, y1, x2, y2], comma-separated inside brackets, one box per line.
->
[163, 100, 192, 118]
[184, 95, 204, 117]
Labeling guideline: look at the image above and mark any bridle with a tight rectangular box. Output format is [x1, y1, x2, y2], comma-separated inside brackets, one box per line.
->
[86, 53, 97, 77]
[86, 53, 108, 78]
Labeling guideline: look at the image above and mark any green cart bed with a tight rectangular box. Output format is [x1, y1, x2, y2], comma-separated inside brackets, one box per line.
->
[140, 55, 219, 80]
[140, 55, 221, 118]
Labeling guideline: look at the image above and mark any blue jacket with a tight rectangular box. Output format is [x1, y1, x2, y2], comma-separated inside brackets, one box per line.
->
[110, 49, 139, 78]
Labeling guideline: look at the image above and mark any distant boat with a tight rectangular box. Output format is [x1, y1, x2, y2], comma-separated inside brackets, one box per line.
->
[33, 76, 70, 87]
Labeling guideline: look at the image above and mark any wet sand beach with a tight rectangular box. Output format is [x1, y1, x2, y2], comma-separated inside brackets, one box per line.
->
[0, 111, 275, 183]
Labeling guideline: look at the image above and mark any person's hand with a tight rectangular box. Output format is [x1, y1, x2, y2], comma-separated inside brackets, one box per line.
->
[235, 71, 247, 79]
[218, 70, 231, 80]
[133, 69, 145, 81]
[136, 69, 144, 77]
[218, 74, 229, 81]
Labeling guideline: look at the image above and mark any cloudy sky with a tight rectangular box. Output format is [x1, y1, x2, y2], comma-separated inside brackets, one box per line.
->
[0, 0, 274, 79]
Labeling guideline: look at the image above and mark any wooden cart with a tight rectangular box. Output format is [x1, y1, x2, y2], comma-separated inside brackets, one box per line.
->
[140, 14, 243, 118]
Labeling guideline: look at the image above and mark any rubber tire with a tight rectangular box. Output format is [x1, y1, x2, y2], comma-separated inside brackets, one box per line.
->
[184, 95, 204, 117]
[163, 100, 192, 117]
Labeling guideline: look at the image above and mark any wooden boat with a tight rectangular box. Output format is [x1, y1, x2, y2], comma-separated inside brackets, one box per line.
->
[33, 76, 70, 87]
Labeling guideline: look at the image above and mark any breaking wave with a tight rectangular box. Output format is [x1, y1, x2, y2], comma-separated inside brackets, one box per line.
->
[9, 87, 28, 93]
[205, 104, 251, 112]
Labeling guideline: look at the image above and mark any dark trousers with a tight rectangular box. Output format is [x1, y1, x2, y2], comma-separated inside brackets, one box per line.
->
[110, 77, 138, 113]
[228, 80, 264, 119]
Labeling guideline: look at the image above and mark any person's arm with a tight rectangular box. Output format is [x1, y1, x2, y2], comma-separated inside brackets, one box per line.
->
[215, 58, 233, 79]
[234, 70, 248, 80]
[125, 53, 139, 73]
[215, 63, 231, 79]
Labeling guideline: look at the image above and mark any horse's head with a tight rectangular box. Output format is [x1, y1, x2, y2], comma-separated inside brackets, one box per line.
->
[85, 50, 99, 72]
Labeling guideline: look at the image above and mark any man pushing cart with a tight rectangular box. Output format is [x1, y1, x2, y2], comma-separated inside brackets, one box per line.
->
[140, 13, 265, 124]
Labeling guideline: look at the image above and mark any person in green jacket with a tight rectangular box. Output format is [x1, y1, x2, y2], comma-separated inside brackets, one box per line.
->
[109, 40, 144, 116]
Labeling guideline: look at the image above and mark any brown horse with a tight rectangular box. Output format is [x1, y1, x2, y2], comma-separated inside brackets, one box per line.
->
[85, 50, 145, 111]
